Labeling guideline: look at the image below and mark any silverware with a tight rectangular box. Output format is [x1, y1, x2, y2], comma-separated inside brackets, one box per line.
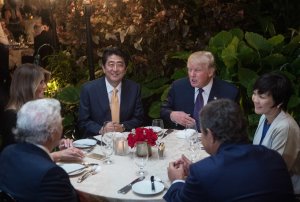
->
[77, 166, 97, 183]
[68, 166, 87, 175]
[117, 176, 145, 194]
[150, 176, 155, 191]
[161, 129, 174, 139]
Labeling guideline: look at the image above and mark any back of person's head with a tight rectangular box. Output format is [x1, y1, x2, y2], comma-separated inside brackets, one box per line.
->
[200, 99, 248, 144]
[14, 98, 62, 145]
[101, 47, 129, 67]
[253, 72, 292, 111]
[188, 51, 216, 70]
[7, 63, 50, 110]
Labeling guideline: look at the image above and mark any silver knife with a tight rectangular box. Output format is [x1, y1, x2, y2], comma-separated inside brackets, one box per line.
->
[117, 176, 145, 194]
[162, 129, 174, 139]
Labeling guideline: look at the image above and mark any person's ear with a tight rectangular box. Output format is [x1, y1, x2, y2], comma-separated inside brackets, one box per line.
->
[277, 103, 283, 108]
[206, 128, 214, 143]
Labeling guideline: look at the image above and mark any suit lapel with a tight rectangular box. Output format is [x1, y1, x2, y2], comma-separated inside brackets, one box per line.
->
[97, 78, 111, 119]
[208, 78, 218, 102]
[120, 80, 128, 121]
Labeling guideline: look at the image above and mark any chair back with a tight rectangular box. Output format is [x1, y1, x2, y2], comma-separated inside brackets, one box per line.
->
[0, 190, 16, 202]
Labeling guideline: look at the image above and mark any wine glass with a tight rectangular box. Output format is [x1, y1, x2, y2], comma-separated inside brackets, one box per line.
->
[185, 122, 198, 150]
[101, 121, 114, 164]
[152, 119, 164, 137]
[133, 141, 149, 176]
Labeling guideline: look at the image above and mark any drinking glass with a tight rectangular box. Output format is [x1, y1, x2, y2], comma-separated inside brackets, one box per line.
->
[152, 119, 164, 137]
[133, 141, 149, 176]
[152, 119, 164, 129]
[101, 121, 114, 164]
[185, 122, 198, 150]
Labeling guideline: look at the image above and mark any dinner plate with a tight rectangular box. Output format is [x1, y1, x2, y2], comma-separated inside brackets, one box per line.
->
[144, 126, 162, 133]
[176, 129, 197, 139]
[58, 163, 86, 176]
[132, 180, 164, 195]
[73, 139, 97, 148]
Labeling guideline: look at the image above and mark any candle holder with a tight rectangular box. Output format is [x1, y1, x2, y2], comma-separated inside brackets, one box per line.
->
[113, 134, 128, 156]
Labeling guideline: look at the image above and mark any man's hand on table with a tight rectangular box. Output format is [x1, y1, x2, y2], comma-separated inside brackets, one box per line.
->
[168, 154, 192, 182]
[170, 111, 195, 127]
[99, 121, 125, 135]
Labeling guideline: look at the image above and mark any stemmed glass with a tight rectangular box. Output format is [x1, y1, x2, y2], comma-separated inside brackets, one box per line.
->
[101, 121, 114, 164]
[184, 122, 198, 150]
[152, 119, 164, 137]
[133, 141, 149, 176]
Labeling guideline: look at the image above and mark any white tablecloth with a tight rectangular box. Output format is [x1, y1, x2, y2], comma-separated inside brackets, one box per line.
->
[70, 130, 209, 202]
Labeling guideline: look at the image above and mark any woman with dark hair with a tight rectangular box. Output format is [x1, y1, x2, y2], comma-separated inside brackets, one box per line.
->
[252, 72, 300, 194]
[0, 64, 84, 162]
[2, 0, 25, 41]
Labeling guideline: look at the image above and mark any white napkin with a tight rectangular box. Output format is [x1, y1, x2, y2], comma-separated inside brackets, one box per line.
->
[176, 129, 197, 139]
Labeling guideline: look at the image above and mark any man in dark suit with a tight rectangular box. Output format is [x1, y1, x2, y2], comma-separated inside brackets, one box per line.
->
[78, 47, 144, 137]
[164, 99, 294, 202]
[161, 51, 239, 130]
[33, 16, 58, 67]
[0, 98, 79, 201]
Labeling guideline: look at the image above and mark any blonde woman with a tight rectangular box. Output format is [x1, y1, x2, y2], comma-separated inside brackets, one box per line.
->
[0, 63, 84, 162]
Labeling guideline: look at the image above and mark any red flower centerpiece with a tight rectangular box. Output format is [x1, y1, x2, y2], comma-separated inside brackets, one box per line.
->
[127, 127, 158, 148]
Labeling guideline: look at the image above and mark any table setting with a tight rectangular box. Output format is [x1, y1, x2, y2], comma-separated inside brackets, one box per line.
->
[64, 122, 209, 202]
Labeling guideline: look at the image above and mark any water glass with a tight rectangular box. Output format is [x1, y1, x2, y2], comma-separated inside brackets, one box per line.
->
[133, 141, 149, 176]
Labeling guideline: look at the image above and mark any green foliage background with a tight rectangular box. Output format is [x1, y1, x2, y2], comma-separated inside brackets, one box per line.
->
[46, 0, 300, 139]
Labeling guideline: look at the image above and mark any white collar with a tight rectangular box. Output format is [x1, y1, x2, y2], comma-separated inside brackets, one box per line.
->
[105, 78, 122, 93]
[194, 78, 213, 95]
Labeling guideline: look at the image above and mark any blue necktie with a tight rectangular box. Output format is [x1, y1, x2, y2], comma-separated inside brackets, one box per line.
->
[193, 88, 204, 131]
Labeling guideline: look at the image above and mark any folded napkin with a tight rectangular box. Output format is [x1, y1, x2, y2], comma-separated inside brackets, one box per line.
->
[176, 129, 197, 139]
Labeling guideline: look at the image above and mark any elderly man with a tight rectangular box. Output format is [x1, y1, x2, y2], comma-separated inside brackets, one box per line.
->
[78, 47, 144, 137]
[160, 51, 239, 130]
[164, 99, 294, 202]
[0, 98, 79, 201]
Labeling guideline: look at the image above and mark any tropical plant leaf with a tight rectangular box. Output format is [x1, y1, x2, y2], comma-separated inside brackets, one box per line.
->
[245, 32, 272, 53]
[229, 28, 244, 41]
[221, 36, 239, 69]
[56, 86, 81, 104]
[267, 34, 284, 46]
[148, 101, 161, 118]
[261, 54, 287, 68]
[209, 31, 233, 49]
[238, 67, 258, 97]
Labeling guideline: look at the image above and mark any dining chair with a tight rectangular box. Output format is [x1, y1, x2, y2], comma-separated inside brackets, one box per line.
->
[0, 190, 16, 202]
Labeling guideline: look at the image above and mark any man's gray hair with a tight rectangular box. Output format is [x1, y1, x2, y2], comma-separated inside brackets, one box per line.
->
[14, 98, 62, 144]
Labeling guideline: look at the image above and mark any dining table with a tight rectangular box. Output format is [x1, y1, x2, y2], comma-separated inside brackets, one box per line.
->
[69, 129, 209, 202]
[8, 44, 34, 69]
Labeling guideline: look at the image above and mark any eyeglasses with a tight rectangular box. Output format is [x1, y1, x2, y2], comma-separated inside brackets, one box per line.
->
[106, 61, 125, 69]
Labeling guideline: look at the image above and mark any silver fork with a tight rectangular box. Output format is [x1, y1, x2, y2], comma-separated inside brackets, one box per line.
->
[77, 165, 97, 183]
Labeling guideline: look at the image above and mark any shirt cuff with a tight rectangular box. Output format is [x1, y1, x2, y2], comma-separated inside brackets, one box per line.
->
[172, 179, 185, 184]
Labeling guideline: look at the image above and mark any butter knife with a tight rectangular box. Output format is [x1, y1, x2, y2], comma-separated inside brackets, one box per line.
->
[117, 176, 145, 194]
[161, 129, 174, 139]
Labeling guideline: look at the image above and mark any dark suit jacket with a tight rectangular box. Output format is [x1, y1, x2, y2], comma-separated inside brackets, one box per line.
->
[0, 143, 78, 201]
[160, 77, 239, 129]
[164, 144, 294, 202]
[34, 29, 58, 67]
[78, 77, 144, 137]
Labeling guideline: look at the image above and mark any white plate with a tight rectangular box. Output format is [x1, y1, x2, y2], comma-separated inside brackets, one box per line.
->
[176, 129, 197, 139]
[144, 126, 162, 133]
[73, 139, 97, 148]
[132, 180, 164, 195]
[58, 163, 86, 176]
